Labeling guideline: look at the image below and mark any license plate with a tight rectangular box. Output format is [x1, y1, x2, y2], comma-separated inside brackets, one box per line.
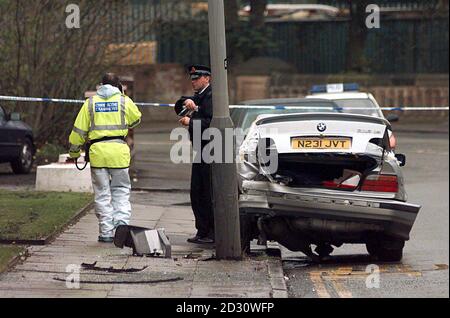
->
[292, 137, 352, 149]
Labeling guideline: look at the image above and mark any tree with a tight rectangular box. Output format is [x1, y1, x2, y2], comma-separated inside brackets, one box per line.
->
[0, 0, 153, 147]
[249, 0, 267, 30]
[248, 0, 269, 58]
[225, 0, 243, 65]
[224, 0, 269, 67]
[345, 0, 372, 72]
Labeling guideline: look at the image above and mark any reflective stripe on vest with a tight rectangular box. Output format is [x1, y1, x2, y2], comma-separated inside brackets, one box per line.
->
[69, 143, 81, 152]
[88, 95, 127, 131]
[97, 139, 127, 144]
[72, 126, 88, 137]
[129, 118, 141, 129]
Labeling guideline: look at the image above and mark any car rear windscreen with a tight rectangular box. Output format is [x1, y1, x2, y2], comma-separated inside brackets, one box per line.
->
[333, 99, 383, 117]
[241, 107, 334, 131]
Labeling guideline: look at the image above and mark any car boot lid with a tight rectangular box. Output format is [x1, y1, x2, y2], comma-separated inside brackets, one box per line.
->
[254, 112, 389, 155]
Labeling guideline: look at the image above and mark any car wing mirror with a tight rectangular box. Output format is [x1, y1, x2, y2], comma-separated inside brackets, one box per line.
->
[395, 154, 406, 167]
[10, 112, 21, 121]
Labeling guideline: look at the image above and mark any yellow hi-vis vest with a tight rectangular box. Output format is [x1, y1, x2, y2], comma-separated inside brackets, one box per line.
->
[69, 93, 142, 168]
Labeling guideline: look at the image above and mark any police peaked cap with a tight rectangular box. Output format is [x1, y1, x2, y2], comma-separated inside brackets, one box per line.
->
[188, 64, 211, 79]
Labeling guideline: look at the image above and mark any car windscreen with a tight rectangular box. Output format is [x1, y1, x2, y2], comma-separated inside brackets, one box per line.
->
[333, 99, 383, 117]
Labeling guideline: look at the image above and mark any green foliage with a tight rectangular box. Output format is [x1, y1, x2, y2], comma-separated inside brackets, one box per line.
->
[157, 11, 211, 66]
[35, 143, 67, 165]
[158, 19, 276, 67]
[0, 246, 25, 273]
[0, 190, 93, 241]
[232, 24, 277, 61]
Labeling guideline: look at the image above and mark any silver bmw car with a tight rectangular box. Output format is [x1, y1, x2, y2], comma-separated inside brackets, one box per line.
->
[232, 98, 421, 262]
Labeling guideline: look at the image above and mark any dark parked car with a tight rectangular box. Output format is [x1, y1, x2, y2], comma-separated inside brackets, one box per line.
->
[0, 105, 35, 174]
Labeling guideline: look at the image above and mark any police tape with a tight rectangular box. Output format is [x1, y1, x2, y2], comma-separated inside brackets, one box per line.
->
[0, 95, 84, 104]
[0, 95, 449, 111]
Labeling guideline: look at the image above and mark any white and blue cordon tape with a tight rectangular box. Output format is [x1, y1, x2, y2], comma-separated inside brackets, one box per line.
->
[0, 95, 448, 111]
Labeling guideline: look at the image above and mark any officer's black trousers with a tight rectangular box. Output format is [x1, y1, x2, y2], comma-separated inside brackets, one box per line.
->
[190, 162, 214, 238]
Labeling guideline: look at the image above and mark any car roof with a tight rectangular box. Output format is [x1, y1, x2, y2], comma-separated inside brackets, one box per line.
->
[239, 98, 340, 107]
[306, 92, 371, 100]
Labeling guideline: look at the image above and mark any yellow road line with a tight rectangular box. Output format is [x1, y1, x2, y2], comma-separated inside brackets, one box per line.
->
[434, 264, 449, 270]
[332, 266, 353, 276]
[309, 271, 331, 298]
[330, 279, 353, 298]
[308, 263, 428, 298]
[396, 264, 422, 277]
[328, 267, 354, 298]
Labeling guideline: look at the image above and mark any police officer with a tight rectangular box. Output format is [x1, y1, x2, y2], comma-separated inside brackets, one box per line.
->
[175, 65, 214, 244]
[69, 73, 142, 243]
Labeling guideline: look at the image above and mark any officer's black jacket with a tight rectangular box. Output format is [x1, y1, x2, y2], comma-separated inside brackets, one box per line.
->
[175, 85, 213, 149]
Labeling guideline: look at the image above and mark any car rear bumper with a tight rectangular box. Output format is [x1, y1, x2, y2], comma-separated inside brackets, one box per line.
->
[239, 181, 421, 240]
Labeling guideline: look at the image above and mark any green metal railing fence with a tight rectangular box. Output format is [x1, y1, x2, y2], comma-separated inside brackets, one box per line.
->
[121, 0, 448, 74]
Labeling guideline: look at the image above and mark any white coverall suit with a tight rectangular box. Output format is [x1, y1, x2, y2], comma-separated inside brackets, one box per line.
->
[69, 85, 142, 239]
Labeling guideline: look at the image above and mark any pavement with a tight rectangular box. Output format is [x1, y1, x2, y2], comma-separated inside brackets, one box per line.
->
[0, 122, 288, 298]
[0, 190, 287, 298]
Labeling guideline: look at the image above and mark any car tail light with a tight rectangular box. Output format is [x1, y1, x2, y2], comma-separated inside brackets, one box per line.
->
[322, 174, 360, 190]
[361, 174, 398, 193]
[322, 181, 357, 190]
[389, 133, 397, 149]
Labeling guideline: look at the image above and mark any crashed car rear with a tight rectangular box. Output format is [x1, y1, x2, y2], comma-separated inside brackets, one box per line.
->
[238, 112, 420, 262]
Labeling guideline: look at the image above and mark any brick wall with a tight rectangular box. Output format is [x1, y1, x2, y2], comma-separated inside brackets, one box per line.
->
[114, 63, 193, 123]
[371, 86, 449, 121]
[112, 64, 449, 123]
[235, 74, 449, 122]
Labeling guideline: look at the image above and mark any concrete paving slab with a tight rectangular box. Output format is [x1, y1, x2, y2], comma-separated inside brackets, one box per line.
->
[0, 191, 282, 298]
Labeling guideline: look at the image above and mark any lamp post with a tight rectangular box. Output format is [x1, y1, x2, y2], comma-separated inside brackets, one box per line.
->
[208, 0, 242, 260]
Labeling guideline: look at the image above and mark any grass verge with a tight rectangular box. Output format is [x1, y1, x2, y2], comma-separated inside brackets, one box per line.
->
[0, 190, 93, 241]
[0, 245, 26, 273]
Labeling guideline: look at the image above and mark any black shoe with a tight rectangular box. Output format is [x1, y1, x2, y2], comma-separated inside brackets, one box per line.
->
[98, 236, 114, 243]
[196, 237, 215, 244]
[187, 235, 202, 243]
[187, 235, 214, 244]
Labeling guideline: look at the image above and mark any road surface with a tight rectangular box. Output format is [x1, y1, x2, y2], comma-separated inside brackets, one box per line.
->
[282, 131, 449, 298]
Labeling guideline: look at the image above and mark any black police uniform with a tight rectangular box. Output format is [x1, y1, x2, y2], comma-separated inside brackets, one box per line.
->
[175, 66, 214, 242]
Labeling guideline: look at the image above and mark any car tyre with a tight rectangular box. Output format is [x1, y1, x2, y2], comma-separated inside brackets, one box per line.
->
[366, 238, 404, 262]
[11, 139, 34, 174]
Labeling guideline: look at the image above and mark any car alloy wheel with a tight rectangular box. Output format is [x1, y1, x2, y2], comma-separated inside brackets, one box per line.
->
[21, 143, 33, 169]
[11, 139, 34, 174]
